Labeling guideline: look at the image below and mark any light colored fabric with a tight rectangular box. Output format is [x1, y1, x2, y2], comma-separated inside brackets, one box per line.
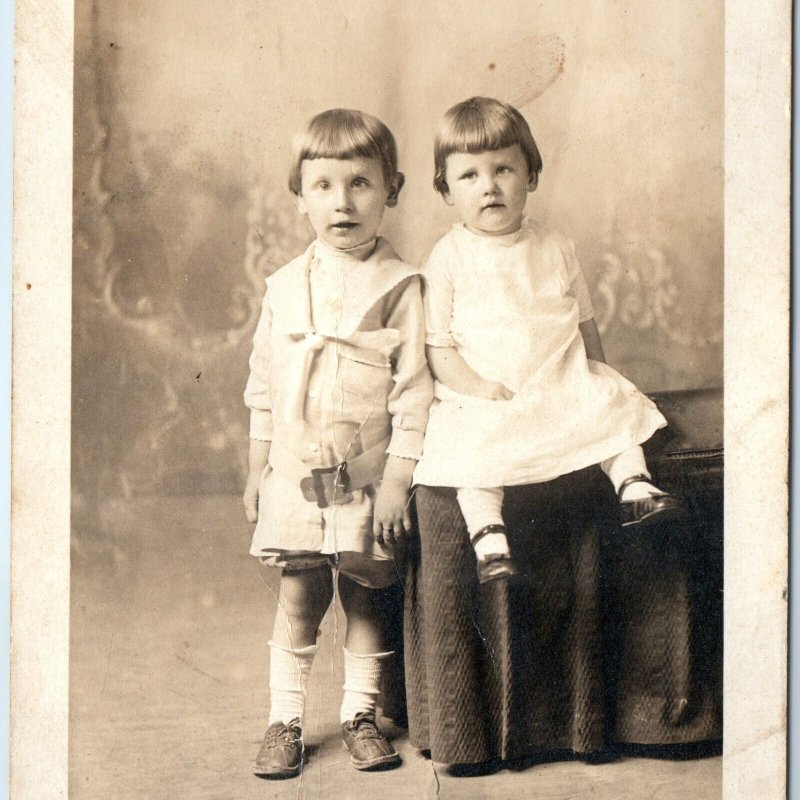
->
[268, 641, 318, 725]
[566, 266, 595, 322]
[414, 220, 666, 488]
[333, 552, 400, 588]
[246, 238, 433, 561]
[261, 550, 400, 589]
[600, 444, 650, 495]
[456, 487, 509, 559]
[455, 487, 505, 535]
[244, 237, 432, 459]
[340, 648, 393, 723]
[252, 469, 400, 576]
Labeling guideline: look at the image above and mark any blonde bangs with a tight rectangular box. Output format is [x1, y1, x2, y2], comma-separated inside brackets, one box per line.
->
[288, 109, 398, 194]
[433, 97, 542, 193]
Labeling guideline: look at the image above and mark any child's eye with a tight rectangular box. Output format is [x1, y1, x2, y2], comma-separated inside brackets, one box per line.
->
[459, 171, 477, 181]
[317, 181, 330, 190]
[352, 177, 369, 188]
[496, 166, 511, 175]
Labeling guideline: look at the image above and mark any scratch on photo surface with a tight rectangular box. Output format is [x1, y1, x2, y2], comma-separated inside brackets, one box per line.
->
[100, 631, 115, 695]
[459, 580, 500, 675]
[175, 652, 227, 685]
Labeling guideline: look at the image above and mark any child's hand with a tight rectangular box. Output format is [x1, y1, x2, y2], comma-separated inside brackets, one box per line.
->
[244, 440, 271, 523]
[476, 380, 515, 401]
[373, 479, 412, 545]
[373, 455, 416, 545]
[243, 469, 264, 523]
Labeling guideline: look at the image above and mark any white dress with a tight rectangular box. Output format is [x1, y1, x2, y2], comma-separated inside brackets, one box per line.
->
[413, 220, 666, 489]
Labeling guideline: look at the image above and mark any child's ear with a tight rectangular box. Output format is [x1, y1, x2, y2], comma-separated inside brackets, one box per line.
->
[294, 192, 308, 215]
[442, 190, 455, 206]
[385, 172, 405, 208]
[527, 173, 538, 192]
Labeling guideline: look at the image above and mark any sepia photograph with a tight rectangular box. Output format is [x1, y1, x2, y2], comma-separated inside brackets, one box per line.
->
[10, 1, 789, 798]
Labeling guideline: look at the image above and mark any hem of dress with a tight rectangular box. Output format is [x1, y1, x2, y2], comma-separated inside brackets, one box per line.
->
[413, 422, 665, 489]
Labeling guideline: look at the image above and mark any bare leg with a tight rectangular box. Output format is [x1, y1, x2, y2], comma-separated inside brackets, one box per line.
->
[338, 572, 385, 654]
[337, 573, 395, 727]
[271, 564, 333, 649]
[266, 565, 333, 726]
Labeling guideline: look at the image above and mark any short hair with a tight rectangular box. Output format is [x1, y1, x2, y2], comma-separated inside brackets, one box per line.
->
[288, 109, 399, 195]
[433, 97, 543, 194]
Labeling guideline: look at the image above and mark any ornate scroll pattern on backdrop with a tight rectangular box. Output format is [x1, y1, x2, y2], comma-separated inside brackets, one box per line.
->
[74, 152, 308, 503]
[244, 184, 311, 294]
[72, 11, 310, 509]
[590, 247, 722, 348]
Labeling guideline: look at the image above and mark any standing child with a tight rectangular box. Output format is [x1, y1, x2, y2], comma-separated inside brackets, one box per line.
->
[243, 109, 432, 777]
[414, 97, 685, 584]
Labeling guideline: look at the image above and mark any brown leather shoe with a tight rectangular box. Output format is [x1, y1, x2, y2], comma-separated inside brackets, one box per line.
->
[253, 719, 303, 778]
[618, 475, 687, 528]
[341, 713, 401, 770]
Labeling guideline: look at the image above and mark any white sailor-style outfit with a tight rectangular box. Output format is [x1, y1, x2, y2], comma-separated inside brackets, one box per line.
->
[245, 237, 432, 586]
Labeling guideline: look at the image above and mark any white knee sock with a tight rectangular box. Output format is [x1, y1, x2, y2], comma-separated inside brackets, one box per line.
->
[600, 445, 662, 500]
[456, 487, 510, 559]
[267, 641, 317, 726]
[340, 648, 393, 723]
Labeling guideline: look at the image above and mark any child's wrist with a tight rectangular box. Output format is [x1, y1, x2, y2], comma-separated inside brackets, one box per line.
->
[382, 455, 416, 486]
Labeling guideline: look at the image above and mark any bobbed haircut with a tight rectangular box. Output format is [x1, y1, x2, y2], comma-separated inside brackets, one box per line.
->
[433, 97, 543, 194]
[288, 109, 399, 195]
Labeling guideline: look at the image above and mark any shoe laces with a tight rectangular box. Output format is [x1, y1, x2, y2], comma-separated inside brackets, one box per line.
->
[347, 713, 381, 740]
[266, 719, 302, 746]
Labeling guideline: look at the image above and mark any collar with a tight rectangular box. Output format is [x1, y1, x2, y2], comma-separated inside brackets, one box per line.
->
[267, 238, 419, 338]
[456, 216, 530, 247]
[314, 237, 378, 262]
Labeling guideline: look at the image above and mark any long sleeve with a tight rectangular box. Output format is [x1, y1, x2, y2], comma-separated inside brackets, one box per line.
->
[243, 283, 274, 441]
[383, 275, 434, 460]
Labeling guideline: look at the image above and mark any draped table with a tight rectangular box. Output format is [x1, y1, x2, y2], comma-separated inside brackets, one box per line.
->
[400, 388, 723, 765]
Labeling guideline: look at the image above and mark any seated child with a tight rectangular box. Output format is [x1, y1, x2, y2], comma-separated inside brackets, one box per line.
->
[413, 97, 685, 584]
[243, 108, 432, 776]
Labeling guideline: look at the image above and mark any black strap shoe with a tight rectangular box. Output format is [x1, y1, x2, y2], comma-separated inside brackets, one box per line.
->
[618, 474, 687, 528]
[253, 719, 303, 778]
[342, 713, 401, 770]
[471, 524, 518, 584]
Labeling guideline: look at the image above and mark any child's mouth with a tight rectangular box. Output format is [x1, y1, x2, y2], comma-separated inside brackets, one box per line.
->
[331, 222, 358, 229]
[482, 204, 505, 210]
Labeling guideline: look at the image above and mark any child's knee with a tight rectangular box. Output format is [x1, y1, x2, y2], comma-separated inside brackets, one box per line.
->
[278, 563, 333, 619]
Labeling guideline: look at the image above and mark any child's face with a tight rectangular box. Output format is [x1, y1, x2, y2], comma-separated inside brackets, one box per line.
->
[443, 144, 535, 237]
[296, 156, 403, 250]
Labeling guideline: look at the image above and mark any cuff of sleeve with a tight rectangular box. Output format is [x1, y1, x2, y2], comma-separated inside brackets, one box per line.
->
[249, 410, 273, 441]
[425, 332, 454, 347]
[386, 427, 425, 460]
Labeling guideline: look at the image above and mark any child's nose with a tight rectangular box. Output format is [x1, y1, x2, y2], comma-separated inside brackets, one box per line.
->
[335, 185, 353, 210]
[481, 174, 499, 194]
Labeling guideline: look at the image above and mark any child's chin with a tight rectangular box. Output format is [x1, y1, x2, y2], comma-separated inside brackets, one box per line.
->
[324, 231, 374, 250]
[473, 221, 521, 237]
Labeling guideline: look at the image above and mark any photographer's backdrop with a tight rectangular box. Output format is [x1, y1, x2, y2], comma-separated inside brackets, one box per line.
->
[72, 0, 722, 516]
